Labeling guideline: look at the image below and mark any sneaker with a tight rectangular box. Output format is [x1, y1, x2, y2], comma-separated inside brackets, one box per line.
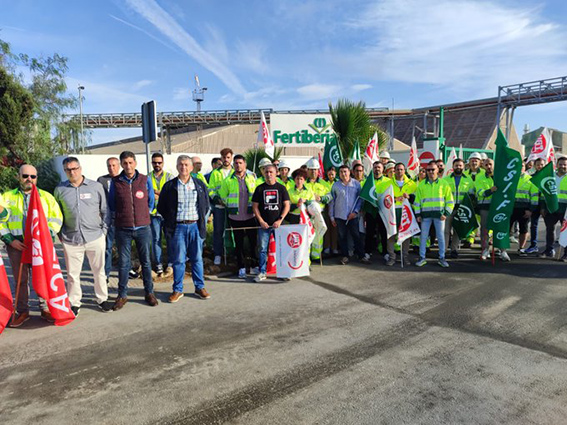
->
[98, 301, 113, 312]
[9, 311, 30, 328]
[214, 256, 221, 265]
[156, 264, 164, 276]
[71, 306, 80, 316]
[163, 266, 174, 278]
[363, 253, 371, 261]
[332, 249, 340, 255]
[195, 288, 211, 299]
[383, 253, 390, 262]
[145, 293, 159, 306]
[500, 251, 511, 262]
[128, 269, 139, 279]
[518, 249, 528, 257]
[113, 297, 128, 311]
[415, 258, 427, 267]
[340, 256, 349, 265]
[249, 267, 260, 275]
[41, 309, 55, 323]
[323, 248, 331, 255]
[348, 250, 354, 257]
[438, 258, 450, 268]
[254, 273, 267, 283]
[386, 258, 395, 266]
[360, 256, 370, 264]
[168, 292, 184, 303]
[525, 246, 538, 254]
[510, 236, 518, 244]
[280, 278, 291, 282]
[450, 250, 459, 259]
[238, 268, 247, 279]
[480, 249, 490, 260]
[539, 249, 555, 259]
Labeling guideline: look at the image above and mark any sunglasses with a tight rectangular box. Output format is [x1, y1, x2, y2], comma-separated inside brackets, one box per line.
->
[22, 174, 37, 179]
[64, 167, 80, 172]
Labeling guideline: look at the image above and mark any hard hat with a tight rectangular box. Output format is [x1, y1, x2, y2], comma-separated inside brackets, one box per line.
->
[384, 162, 395, 172]
[306, 158, 320, 169]
[379, 151, 391, 159]
[258, 158, 272, 168]
[277, 159, 290, 169]
[469, 152, 482, 160]
[480, 153, 488, 160]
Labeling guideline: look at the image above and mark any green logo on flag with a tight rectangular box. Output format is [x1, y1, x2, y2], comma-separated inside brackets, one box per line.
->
[531, 162, 559, 213]
[452, 194, 478, 239]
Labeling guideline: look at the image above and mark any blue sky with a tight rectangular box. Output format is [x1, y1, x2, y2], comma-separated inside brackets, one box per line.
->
[2, 0, 567, 145]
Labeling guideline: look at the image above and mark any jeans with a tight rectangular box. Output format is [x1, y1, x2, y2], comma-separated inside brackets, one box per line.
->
[212, 207, 226, 257]
[257, 228, 275, 274]
[419, 217, 446, 260]
[170, 223, 205, 292]
[104, 223, 115, 278]
[529, 209, 540, 247]
[336, 218, 364, 258]
[150, 215, 164, 267]
[116, 226, 154, 298]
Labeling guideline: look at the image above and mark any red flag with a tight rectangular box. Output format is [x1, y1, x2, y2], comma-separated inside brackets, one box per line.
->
[22, 185, 74, 326]
[258, 111, 274, 159]
[299, 204, 316, 245]
[0, 255, 13, 334]
[267, 233, 277, 275]
[317, 152, 325, 179]
[407, 136, 419, 178]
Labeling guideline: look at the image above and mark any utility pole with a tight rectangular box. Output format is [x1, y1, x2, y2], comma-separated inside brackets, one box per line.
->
[78, 84, 85, 152]
[192, 75, 207, 151]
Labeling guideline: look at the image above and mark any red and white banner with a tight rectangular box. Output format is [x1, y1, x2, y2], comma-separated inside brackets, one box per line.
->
[317, 152, 325, 179]
[0, 255, 13, 334]
[363, 131, 379, 174]
[258, 111, 275, 159]
[397, 199, 421, 244]
[559, 209, 567, 248]
[528, 128, 553, 163]
[299, 204, 316, 245]
[407, 136, 419, 178]
[275, 224, 310, 278]
[267, 234, 277, 275]
[378, 185, 397, 238]
[22, 185, 75, 326]
[445, 147, 458, 175]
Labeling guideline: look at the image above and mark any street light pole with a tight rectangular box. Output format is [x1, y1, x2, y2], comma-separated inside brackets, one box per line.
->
[78, 84, 85, 152]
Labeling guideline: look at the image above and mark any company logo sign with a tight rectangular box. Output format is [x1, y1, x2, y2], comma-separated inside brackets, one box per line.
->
[456, 205, 473, 223]
[540, 177, 558, 196]
[271, 114, 337, 146]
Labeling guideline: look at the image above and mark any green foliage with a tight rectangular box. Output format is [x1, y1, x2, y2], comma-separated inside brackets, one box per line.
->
[243, 146, 284, 173]
[36, 159, 62, 194]
[329, 99, 389, 159]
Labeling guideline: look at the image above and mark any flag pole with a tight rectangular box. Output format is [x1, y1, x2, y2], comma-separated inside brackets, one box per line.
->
[11, 262, 24, 322]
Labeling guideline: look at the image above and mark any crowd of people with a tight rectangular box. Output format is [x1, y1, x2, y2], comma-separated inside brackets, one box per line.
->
[1, 146, 566, 328]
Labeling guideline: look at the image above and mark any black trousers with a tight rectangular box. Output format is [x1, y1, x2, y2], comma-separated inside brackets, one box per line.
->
[229, 217, 258, 269]
[543, 211, 563, 252]
[365, 212, 388, 255]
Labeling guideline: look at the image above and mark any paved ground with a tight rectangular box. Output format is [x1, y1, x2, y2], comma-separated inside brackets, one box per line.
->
[1, 245, 567, 424]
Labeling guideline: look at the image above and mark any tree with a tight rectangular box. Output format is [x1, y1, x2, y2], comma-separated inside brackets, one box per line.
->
[329, 98, 388, 160]
[243, 146, 284, 174]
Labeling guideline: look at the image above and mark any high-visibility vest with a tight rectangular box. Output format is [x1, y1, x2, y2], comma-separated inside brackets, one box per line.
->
[474, 173, 495, 210]
[464, 168, 486, 182]
[389, 175, 418, 208]
[218, 173, 257, 215]
[515, 173, 538, 210]
[0, 188, 63, 241]
[150, 171, 173, 214]
[442, 173, 474, 204]
[558, 174, 567, 213]
[191, 172, 208, 188]
[414, 179, 454, 218]
[279, 177, 295, 192]
[288, 185, 315, 215]
[305, 178, 331, 205]
[209, 168, 234, 201]
[0, 194, 9, 222]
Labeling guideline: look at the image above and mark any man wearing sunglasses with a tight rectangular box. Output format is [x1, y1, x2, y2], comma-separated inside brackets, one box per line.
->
[1, 164, 63, 327]
[149, 152, 173, 277]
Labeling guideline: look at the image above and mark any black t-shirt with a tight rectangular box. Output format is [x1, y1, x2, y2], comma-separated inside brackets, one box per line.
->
[252, 182, 290, 225]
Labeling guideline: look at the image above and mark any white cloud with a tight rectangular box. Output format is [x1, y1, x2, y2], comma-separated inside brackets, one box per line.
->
[351, 84, 372, 92]
[297, 83, 342, 100]
[109, 14, 176, 52]
[234, 39, 270, 73]
[133, 79, 153, 90]
[344, 0, 567, 96]
[123, 0, 246, 95]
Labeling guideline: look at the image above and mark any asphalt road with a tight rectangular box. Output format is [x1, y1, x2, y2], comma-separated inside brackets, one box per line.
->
[1, 247, 567, 424]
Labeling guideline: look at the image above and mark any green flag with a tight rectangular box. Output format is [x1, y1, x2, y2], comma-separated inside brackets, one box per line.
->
[487, 129, 523, 250]
[530, 162, 558, 213]
[452, 193, 479, 239]
[359, 173, 379, 207]
[348, 140, 361, 163]
[323, 138, 343, 171]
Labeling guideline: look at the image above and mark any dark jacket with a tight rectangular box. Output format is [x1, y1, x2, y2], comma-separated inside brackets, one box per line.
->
[157, 176, 210, 239]
[110, 171, 152, 228]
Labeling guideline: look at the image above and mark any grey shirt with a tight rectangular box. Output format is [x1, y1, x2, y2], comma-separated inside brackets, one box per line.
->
[229, 176, 254, 221]
[54, 177, 108, 245]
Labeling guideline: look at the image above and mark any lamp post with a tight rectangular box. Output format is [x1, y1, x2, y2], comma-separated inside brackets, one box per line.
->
[78, 84, 85, 151]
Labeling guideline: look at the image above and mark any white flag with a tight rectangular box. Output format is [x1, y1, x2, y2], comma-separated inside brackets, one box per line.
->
[258, 111, 275, 158]
[378, 185, 397, 238]
[275, 224, 310, 278]
[559, 209, 567, 248]
[445, 147, 458, 175]
[397, 199, 420, 244]
[363, 132, 379, 174]
[459, 144, 463, 160]
[299, 204, 316, 245]
[528, 127, 552, 162]
[407, 136, 419, 178]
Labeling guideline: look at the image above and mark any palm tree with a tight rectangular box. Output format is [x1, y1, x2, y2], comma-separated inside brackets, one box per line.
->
[243, 146, 284, 173]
